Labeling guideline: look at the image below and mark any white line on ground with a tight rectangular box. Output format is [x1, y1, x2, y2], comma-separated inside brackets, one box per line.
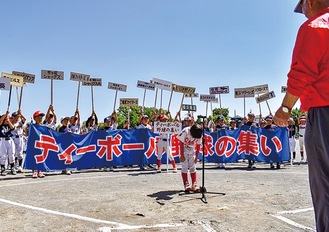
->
[276, 207, 314, 215]
[0, 197, 185, 231]
[99, 222, 185, 231]
[272, 208, 315, 231]
[0, 174, 129, 188]
[0, 198, 129, 228]
[195, 220, 217, 232]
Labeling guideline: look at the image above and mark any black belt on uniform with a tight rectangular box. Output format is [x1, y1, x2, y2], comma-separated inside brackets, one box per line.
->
[15, 135, 21, 138]
[0, 137, 11, 140]
[161, 139, 167, 141]
[299, 135, 303, 137]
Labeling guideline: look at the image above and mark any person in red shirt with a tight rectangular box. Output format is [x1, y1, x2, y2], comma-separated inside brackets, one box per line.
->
[274, 1, 329, 230]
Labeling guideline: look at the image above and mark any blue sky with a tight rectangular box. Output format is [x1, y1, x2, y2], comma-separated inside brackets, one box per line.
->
[0, 0, 305, 122]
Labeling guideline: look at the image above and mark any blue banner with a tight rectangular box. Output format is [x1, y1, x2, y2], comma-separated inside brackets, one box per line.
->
[25, 124, 290, 171]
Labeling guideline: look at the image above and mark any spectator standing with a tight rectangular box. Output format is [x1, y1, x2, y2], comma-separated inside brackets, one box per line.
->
[273, 1, 329, 230]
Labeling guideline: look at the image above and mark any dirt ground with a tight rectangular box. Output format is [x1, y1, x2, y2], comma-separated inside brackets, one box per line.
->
[0, 139, 315, 232]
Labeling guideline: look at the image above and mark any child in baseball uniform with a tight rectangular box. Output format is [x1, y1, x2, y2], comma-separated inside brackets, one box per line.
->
[177, 124, 202, 192]
[0, 112, 16, 176]
[156, 114, 177, 173]
[11, 110, 26, 173]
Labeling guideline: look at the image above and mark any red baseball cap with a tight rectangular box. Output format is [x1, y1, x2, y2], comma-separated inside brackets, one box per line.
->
[33, 110, 45, 118]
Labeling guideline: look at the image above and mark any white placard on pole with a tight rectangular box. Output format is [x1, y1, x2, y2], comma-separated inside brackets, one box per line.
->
[41, 70, 64, 80]
[0, 77, 11, 90]
[154, 121, 182, 134]
[255, 91, 276, 104]
[108, 82, 127, 92]
[152, 77, 172, 91]
[82, 78, 102, 86]
[137, 80, 155, 91]
[200, 94, 216, 102]
[209, 86, 229, 94]
[254, 84, 269, 94]
[70, 72, 91, 82]
[281, 86, 287, 93]
[234, 87, 255, 98]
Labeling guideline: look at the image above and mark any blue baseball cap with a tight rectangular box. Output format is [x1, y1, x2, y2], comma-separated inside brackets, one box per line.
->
[294, 0, 303, 13]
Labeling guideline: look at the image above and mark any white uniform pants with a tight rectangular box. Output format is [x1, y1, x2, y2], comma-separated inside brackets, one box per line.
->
[157, 139, 173, 161]
[0, 138, 15, 165]
[181, 149, 196, 173]
[289, 137, 296, 153]
[299, 136, 305, 152]
[13, 137, 24, 160]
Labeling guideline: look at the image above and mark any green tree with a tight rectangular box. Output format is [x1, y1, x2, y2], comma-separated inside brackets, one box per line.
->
[212, 107, 229, 122]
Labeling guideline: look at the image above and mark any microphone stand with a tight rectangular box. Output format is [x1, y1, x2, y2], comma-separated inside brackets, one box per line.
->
[198, 115, 226, 204]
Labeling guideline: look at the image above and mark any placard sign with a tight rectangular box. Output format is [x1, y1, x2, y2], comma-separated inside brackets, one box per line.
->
[12, 71, 35, 84]
[234, 87, 255, 98]
[41, 70, 64, 80]
[137, 80, 155, 91]
[281, 86, 287, 93]
[108, 82, 127, 92]
[254, 84, 269, 94]
[172, 84, 195, 94]
[184, 93, 199, 98]
[120, 98, 139, 107]
[152, 78, 172, 91]
[153, 121, 182, 134]
[182, 104, 197, 112]
[70, 72, 91, 82]
[0, 77, 11, 90]
[200, 94, 217, 102]
[209, 86, 229, 94]
[255, 91, 276, 104]
[1, 72, 24, 87]
[82, 78, 102, 86]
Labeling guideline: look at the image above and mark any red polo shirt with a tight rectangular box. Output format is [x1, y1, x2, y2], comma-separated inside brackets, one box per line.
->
[287, 8, 329, 111]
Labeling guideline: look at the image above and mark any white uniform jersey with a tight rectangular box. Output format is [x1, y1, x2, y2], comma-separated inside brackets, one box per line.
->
[110, 123, 118, 130]
[11, 121, 24, 137]
[299, 123, 306, 136]
[69, 124, 81, 134]
[177, 126, 202, 149]
[136, 124, 152, 130]
[44, 121, 57, 130]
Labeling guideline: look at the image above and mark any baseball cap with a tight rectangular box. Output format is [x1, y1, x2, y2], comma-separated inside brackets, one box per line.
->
[216, 115, 224, 121]
[61, 116, 70, 122]
[141, 115, 149, 119]
[300, 115, 307, 120]
[265, 115, 273, 121]
[248, 112, 255, 117]
[294, 0, 303, 14]
[11, 112, 18, 117]
[104, 116, 111, 123]
[184, 116, 192, 121]
[33, 110, 45, 118]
